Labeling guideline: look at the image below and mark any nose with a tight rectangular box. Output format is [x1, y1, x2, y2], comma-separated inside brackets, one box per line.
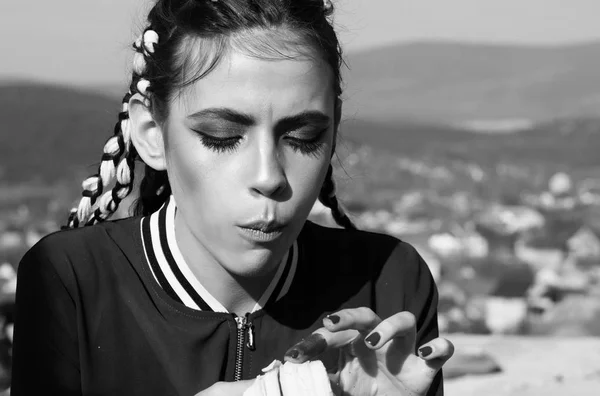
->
[249, 140, 288, 198]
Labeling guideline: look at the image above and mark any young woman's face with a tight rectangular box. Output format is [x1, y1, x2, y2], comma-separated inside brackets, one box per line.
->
[163, 48, 336, 277]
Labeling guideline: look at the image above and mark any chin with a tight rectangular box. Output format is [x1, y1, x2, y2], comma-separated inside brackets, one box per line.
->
[228, 248, 279, 278]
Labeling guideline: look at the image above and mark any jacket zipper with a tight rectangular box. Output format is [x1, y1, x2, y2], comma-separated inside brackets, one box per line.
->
[233, 314, 255, 381]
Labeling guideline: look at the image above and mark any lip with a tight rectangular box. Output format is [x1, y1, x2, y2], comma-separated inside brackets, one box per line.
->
[237, 219, 287, 243]
[239, 219, 286, 232]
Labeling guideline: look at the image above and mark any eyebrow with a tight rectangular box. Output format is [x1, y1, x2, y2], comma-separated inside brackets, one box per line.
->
[186, 108, 331, 130]
[275, 111, 331, 133]
[187, 108, 255, 126]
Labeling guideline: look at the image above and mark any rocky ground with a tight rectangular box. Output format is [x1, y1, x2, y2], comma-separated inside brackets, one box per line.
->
[444, 334, 600, 396]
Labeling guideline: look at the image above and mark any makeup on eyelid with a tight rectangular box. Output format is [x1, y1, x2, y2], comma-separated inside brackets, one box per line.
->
[189, 124, 244, 139]
[189, 124, 330, 155]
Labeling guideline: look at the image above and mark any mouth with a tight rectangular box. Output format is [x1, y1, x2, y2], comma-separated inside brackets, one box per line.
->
[237, 219, 287, 243]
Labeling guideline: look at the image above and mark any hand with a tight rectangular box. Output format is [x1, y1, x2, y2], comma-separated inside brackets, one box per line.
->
[194, 379, 254, 396]
[283, 308, 454, 396]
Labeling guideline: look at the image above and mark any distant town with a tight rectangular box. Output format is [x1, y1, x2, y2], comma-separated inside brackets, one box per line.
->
[312, 169, 600, 337]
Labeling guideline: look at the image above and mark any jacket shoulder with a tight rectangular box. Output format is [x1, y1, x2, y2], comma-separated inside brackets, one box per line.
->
[19, 217, 142, 287]
[301, 221, 427, 276]
[303, 220, 400, 249]
[303, 220, 418, 257]
[25, 216, 140, 260]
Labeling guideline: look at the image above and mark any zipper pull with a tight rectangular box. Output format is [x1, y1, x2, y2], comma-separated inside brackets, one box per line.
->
[245, 313, 255, 351]
[246, 321, 255, 351]
[234, 315, 246, 329]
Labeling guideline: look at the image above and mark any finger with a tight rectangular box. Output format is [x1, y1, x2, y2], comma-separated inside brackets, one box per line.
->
[417, 337, 455, 375]
[284, 307, 384, 363]
[323, 307, 382, 334]
[283, 327, 360, 363]
[362, 311, 416, 351]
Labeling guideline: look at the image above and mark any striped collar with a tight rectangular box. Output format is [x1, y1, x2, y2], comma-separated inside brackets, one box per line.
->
[140, 196, 298, 313]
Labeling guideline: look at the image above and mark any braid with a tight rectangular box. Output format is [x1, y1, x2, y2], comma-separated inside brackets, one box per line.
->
[318, 165, 356, 230]
[63, 29, 159, 229]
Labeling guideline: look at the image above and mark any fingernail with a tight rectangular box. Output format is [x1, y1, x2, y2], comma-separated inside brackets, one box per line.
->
[285, 349, 300, 360]
[284, 333, 327, 362]
[419, 346, 433, 357]
[365, 332, 381, 347]
[326, 314, 340, 325]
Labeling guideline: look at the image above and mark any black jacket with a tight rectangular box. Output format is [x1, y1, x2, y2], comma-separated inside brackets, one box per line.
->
[12, 218, 443, 396]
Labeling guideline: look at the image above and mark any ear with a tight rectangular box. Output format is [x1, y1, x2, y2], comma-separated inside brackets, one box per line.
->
[128, 94, 167, 171]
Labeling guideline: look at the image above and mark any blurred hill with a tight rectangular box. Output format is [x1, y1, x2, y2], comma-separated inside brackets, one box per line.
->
[334, 117, 600, 211]
[0, 82, 119, 184]
[5, 36, 600, 186]
[343, 40, 600, 123]
[95, 40, 600, 125]
[339, 117, 600, 172]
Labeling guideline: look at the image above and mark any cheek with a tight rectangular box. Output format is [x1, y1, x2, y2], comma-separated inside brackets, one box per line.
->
[164, 133, 222, 201]
[282, 144, 333, 205]
[166, 137, 201, 190]
[166, 134, 254, 217]
[287, 156, 329, 198]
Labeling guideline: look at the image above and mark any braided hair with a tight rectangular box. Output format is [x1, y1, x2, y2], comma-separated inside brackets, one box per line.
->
[65, 0, 355, 230]
[318, 165, 356, 230]
[65, 30, 159, 228]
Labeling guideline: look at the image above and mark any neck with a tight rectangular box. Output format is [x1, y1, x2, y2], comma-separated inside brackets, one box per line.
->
[174, 211, 281, 316]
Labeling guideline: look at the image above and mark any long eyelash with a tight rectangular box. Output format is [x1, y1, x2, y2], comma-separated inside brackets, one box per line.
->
[286, 128, 328, 156]
[287, 139, 325, 155]
[193, 128, 328, 155]
[198, 135, 242, 153]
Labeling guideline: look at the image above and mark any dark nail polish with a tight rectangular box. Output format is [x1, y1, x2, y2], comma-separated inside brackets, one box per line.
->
[365, 332, 381, 347]
[419, 346, 433, 357]
[285, 349, 300, 359]
[327, 315, 340, 324]
[284, 333, 328, 362]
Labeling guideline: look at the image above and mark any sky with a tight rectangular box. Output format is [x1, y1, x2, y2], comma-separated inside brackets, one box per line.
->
[2, 0, 600, 86]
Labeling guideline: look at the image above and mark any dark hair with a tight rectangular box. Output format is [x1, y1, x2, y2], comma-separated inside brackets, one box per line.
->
[65, 0, 355, 230]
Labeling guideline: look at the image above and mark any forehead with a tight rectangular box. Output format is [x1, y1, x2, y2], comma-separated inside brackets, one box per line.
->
[173, 48, 335, 116]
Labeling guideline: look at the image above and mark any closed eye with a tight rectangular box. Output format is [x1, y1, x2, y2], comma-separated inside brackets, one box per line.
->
[192, 129, 242, 153]
[285, 127, 329, 156]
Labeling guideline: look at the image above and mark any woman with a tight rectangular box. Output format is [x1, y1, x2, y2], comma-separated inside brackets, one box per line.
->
[11, 0, 454, 395]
